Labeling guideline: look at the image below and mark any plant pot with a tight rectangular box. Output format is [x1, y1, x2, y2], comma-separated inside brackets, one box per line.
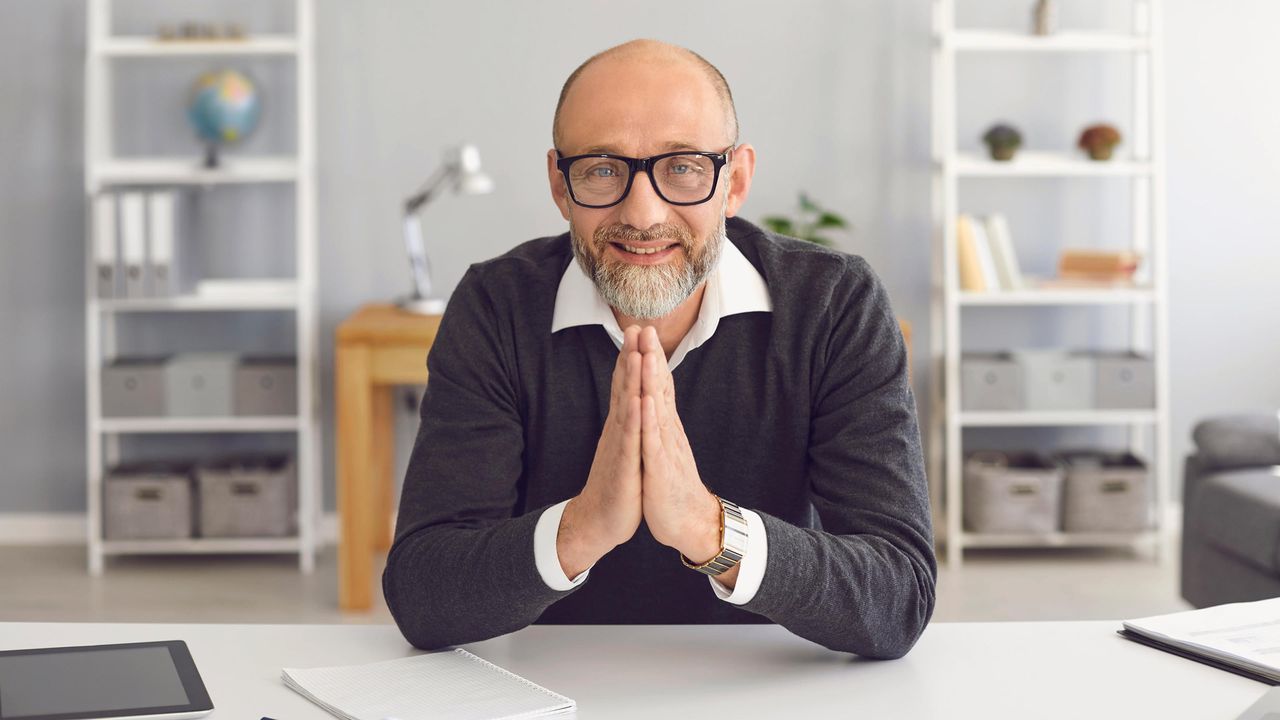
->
[989, 146, 1018, 162]
[1086, 147, 1115, 161]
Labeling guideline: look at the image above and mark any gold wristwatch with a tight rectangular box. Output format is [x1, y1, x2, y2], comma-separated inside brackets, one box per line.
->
[680, 495, 748, 577]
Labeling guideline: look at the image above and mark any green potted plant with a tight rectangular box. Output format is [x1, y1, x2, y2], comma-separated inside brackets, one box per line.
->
[761, 193, 849, 248]
[1078, 123, 1122, 161]
[982, 123, 1023, 161]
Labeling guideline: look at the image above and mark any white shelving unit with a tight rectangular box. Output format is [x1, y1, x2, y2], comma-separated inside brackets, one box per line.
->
[83, 0, 319, 574]
[929, 0, 1171, 566]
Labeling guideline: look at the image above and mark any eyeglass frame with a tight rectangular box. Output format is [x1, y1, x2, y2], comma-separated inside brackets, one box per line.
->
[554, 145, 735, 209]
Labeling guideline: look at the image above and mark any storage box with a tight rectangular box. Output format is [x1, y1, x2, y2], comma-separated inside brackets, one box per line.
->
[102, 357, 169, 418]
[234, 356, 297, 417]
[1091, 352, 1155, 410]
[104, 461, 195, 540]
[1056, 450, 1152, 532]
[165, 353, 238, 417]
[1012, 350, 1094, 411]
[196, 453, 296, 538]
[961, 353, 1024, 411]
[963, 451, 1064, 534]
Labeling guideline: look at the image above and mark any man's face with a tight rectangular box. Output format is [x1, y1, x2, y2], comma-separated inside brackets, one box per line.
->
[548, 53, 752, 319]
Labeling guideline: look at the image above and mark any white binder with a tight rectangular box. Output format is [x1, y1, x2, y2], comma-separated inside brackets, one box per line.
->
[92, 193, 118, 299]
[118, 192, 148, 298]
[147, 191, 176, 297]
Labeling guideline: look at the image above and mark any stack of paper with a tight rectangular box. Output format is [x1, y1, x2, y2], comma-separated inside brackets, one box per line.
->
[1121, 597, 1280, 684]
[282, 648, 576, 720]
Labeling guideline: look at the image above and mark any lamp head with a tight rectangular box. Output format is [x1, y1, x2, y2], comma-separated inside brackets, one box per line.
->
[453, 144, 494, 195]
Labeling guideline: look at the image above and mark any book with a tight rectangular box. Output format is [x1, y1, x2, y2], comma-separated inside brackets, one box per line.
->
[970, 217, 1002, 291]
[92, 193, 118, 299]
[956, 214, 987, 292]
[1058, 248, 1142, 282]
[118, 192, 148, 299]
[984, 213, 1025, 291]
[147, 191, 176, 297]
[282, 648, 577, 720]
[1119, 597, 1280, 685]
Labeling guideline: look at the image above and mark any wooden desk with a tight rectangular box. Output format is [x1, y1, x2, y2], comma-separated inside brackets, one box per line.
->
[334, 305, 913, 611]
[336, 304, 441, 610]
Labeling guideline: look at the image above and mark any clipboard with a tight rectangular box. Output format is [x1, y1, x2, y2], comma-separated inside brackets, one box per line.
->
[1117, 628, 1279, 686]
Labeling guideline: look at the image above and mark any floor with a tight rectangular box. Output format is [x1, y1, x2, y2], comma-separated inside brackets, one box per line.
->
[0, 541, 1192, 625]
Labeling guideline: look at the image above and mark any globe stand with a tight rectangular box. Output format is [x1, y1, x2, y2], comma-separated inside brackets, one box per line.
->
[203, 143, 221, 169]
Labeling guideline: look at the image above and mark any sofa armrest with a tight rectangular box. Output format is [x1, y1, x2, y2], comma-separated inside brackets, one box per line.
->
[1192, 413, 1280, 471]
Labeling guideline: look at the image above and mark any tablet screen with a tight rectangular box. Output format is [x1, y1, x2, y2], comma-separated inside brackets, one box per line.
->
[0, 642, 210, 720]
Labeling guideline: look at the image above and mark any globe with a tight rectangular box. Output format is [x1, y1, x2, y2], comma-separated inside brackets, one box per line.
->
[187, 69, 261, 167]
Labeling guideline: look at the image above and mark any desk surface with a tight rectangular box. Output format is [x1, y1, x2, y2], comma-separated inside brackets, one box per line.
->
[0, 621, 1262, 719]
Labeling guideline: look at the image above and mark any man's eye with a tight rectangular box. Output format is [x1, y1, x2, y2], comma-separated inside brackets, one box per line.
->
[587, 165, 617, 178]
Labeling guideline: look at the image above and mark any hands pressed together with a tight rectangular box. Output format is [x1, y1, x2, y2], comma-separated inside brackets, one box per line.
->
[557, 326, 737, 587]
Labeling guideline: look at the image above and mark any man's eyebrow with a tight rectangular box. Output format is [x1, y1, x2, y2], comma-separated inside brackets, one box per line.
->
[575, 140, 708, 155]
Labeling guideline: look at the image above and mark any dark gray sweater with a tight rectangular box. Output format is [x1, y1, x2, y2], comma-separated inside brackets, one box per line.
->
[383, 216, 936, 659]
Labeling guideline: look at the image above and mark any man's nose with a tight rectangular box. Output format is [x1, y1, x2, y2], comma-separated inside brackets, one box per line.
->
[617, 169, 668, 230]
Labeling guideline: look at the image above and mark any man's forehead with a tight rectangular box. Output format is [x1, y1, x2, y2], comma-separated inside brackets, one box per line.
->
[572, 139, 717, 155]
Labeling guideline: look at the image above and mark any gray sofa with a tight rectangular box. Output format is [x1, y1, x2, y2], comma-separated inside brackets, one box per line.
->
[1182, 413, 1280, 608]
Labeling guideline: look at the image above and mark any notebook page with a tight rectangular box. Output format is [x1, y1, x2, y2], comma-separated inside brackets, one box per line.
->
[282, 648, 576, 720]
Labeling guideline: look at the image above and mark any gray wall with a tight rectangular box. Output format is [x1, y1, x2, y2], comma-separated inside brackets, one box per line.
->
[2, 0, 1277, 516]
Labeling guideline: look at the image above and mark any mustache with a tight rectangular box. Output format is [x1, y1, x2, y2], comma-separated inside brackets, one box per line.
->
[594, 223, 692, 248]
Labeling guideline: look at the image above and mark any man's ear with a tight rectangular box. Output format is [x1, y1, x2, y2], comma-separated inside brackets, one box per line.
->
[722, 143, 756, 219]
[547, 149, 571, 221]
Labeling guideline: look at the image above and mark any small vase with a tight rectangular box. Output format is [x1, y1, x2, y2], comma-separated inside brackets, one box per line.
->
[1033, 0, 1057, 36]
[1086, 147, 1115, 161]
[989, 146, 1018, 162]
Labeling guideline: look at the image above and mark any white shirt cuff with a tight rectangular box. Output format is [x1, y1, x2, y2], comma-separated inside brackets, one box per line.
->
[708, 506, 767, 605]
[534, 499, 592, 591]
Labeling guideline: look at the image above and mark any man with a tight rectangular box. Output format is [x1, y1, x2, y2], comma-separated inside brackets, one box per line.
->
[383, 39, 935, 659]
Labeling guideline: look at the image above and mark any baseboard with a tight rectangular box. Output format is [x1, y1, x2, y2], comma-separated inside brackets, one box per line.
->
[0, 512, 343, 546]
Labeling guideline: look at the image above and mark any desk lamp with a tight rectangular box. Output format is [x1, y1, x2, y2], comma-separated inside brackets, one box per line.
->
[397, 144, 494, 314]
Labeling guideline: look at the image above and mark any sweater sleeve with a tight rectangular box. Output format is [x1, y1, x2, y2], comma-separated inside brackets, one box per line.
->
[382, 266, 580, 650]
[737, 256, 937, 659]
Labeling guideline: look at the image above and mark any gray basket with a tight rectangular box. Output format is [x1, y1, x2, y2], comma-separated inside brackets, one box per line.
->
[963, 451, 1063, 534]
[1055, 450, 1152, 532]
[102, 357, 169, 418]
[961, 353, 1024, 411]
[166, 353, 238, 417]
[234, 356, 297, 417]
[1011, 350, 1094, 411]
[104, 461, 195, 540]
[196, 453, 297, 538]
[1091, 352, 1155, 410]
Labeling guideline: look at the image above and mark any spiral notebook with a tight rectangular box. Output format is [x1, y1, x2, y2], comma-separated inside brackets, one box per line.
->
[282, 648, 577, 720]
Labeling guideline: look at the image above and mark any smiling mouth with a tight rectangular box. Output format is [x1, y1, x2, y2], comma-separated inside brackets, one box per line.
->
[611, 242, 679, 256]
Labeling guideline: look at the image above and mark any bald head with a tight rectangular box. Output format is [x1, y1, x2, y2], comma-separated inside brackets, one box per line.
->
[552, 39, 739, 151]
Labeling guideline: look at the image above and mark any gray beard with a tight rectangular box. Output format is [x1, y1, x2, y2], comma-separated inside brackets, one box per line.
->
[570, 214, 727, 320]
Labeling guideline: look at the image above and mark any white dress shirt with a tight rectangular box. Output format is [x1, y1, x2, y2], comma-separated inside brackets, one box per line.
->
[535, 237, 772, 603]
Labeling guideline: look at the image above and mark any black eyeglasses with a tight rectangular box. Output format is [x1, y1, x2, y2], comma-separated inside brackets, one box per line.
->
[555, 146, 733, 209]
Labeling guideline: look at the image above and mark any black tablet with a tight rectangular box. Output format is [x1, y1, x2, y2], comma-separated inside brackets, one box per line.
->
[0, 640, 213, 720]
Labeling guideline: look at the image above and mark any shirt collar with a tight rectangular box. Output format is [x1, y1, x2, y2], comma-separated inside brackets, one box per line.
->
[551, 236, 771, 369]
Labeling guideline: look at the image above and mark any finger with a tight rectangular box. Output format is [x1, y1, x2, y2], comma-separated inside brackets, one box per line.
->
[624, 349, 642, 411]
[642, 349, 667, 429]
[641, 394, 663, 460]
[622, 395, 642, 461]
[611, 326, 642, 423]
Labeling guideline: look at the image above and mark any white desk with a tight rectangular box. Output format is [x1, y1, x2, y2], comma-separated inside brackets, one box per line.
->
[0, 621, 1264, 719]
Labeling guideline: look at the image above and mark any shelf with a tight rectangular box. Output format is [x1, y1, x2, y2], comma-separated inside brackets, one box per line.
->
[960, 530, 1156, 549]
[948, 152, 1153, 177]
[91, 157, 299, 187]
[98, 416, 301, 434]
[97, 35, 299, 57]
[958, 410, 1158, 427]
[102, 537, 301, 555]
[958, 288, 1156, 306]
[944, 30, 1152, 53]
[96, 293, 298, 313]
